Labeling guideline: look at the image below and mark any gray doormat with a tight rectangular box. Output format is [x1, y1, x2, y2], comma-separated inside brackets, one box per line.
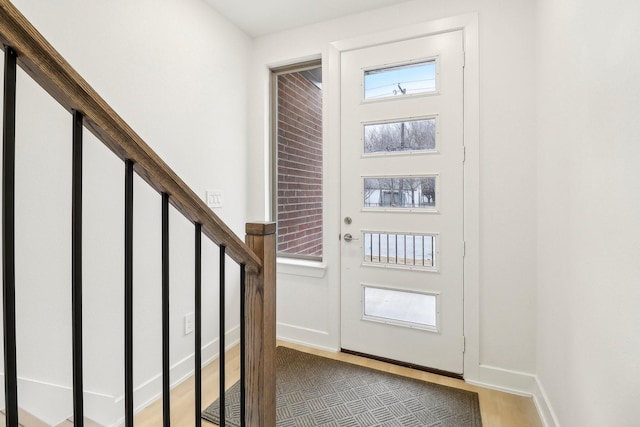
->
[202, 346, 482, 426]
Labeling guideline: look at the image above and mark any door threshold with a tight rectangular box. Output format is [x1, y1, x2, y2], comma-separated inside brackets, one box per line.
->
[340, 348, 463, 380]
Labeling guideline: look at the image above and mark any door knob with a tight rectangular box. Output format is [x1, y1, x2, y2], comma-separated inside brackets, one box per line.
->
[343, 233, 359, 242]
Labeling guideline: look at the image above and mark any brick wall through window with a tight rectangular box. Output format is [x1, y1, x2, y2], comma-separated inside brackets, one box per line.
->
[276, 69, 323, 257]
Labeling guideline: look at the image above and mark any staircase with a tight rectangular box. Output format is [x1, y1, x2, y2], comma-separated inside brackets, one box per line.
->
[1, 410, 102, 427]
[0, 0, 276, 425]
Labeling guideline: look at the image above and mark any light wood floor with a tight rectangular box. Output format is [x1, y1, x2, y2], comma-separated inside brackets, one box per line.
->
[135, 340, 543, 427]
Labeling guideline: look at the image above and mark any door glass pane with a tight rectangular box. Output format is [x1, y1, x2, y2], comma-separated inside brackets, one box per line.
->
[364, 118, 436, 154]
[363, 232, 435, 268]
[364, 60, 436, 100]
[363, 286, 437, 328]
[363, 176, 436, 209]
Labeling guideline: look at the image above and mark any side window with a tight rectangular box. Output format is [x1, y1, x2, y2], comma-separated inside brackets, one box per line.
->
[272, 62, 323, 259]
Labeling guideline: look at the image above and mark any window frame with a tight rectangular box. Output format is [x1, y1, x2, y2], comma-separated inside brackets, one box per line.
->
[270, 59, 324, 261]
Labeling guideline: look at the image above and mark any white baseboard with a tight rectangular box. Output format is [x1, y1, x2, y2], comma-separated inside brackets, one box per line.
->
[532, 376, 560, 427]
[277, 336, 339, 354]
[466, 365, 561, 427]
[465, 364, 536, 397]
[10, 329, 557, 427]
[276, 322, 337, 352]
[0, 373, 115, 426]
[112, 325, 240, 427]
[0, 327, 240, 427]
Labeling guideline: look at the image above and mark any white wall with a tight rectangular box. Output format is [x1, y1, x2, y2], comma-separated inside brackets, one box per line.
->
[7, 0, 638, 424]
[0, 0, 251, 424]
[535, 0, 640, 425]
[248, 0, 538, 384]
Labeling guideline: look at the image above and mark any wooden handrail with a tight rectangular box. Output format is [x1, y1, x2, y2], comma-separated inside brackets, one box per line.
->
[0, 0, 262, 273]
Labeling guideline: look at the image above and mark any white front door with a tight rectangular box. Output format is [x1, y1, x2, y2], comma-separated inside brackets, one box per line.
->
[340, 30, 465, 374]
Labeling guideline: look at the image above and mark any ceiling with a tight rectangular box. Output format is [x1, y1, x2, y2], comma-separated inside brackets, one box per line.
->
[203, 0, 413, 37]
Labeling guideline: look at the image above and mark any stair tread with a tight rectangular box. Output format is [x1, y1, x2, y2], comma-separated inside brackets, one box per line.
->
[0, 409, 104, 427]
[58, 417, 104, 427]
[0, 408, 49, 427]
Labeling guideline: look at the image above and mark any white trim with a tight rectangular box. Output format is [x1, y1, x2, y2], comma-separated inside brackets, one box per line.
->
[276, 321, 334, 351]
[466, 366, 560, 427]
[459, 13, 481, 384]
[532, 377, 561, 427]
[0, 374, 114, 426]
[465, 364, 536, 397]
[331, 13, 479, 52]
[276, 335, 338, 354]
[277, 257, 327, 278]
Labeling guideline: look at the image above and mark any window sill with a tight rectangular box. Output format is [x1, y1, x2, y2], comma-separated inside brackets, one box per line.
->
[277, 257, 327, 278]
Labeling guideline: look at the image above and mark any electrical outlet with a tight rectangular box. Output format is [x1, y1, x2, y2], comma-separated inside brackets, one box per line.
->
[184, 312, 194, 335]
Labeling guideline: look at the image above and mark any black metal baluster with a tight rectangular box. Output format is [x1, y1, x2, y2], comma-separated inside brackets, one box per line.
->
[404, 235, 407, 265]
[412, 235, 416, 266]
[395, 234, 398, 264]
[195, 223, 202, 427]
[239, 264, 246, 427]
[72, 110, 84, 427]
[219, 245, 226, 427]
[162, 192, 170, 426]
[124, 159, 134, 426]
[386, 234, 389, 264]
[2, 45, 18, 427]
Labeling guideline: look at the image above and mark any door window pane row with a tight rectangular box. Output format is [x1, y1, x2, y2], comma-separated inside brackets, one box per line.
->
[364, 177, 436, 209]
[363, 286, 437, 329]
[363, 231, 436, 268]
[364, 117, 436, 154]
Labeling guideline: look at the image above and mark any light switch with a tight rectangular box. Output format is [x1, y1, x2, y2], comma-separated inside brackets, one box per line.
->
[206, 190, 223, 208]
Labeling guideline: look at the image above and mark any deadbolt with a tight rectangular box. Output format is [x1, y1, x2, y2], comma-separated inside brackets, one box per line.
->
[344, 216, 352, 225]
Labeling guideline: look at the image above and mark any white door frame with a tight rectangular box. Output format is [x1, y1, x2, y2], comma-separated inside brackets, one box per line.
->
[327, 13, 479, 379]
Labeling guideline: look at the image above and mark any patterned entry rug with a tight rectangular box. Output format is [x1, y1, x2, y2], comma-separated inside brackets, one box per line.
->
[202, 346, 482, 426]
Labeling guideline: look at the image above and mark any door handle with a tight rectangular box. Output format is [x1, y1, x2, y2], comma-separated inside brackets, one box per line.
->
[343, 233, 359, 242]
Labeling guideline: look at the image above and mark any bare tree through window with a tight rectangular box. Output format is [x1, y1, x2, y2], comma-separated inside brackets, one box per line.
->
[364, 118, 436, 154]
[363, 177, 436, 208]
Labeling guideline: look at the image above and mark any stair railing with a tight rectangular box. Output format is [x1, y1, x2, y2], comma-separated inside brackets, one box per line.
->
[0, 1, 276, 426]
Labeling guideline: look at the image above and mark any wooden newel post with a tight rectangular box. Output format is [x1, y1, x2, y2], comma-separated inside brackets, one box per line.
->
[244, 221, 276, 427]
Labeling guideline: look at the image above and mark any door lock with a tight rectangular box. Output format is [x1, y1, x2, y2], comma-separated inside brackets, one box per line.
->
[344, 216, 352, 225]
[343, 233, 359, 242]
